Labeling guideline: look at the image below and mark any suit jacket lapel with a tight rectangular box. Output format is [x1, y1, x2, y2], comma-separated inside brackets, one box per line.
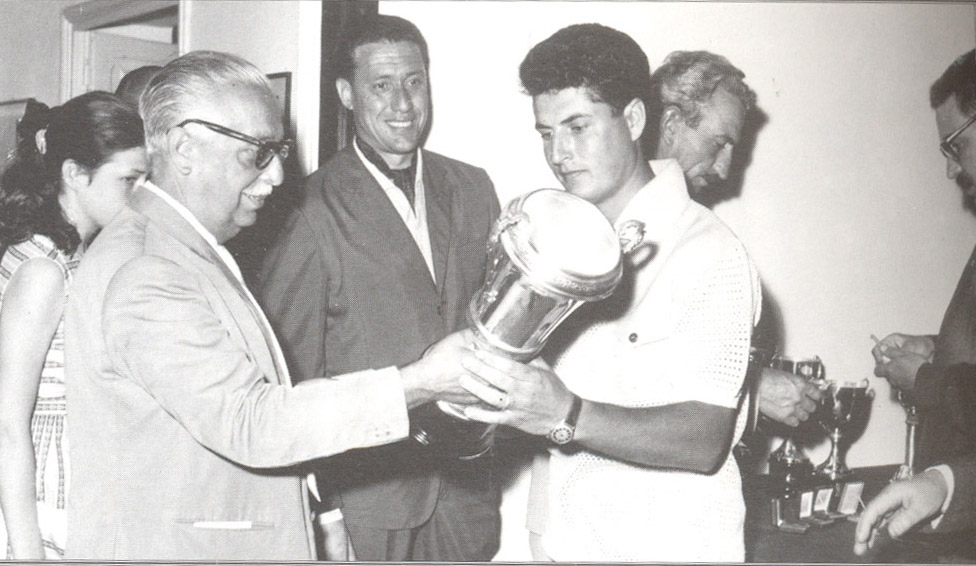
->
[128, 187, 287, 386]
[421, 150, 453, 297]
[334, 149, 438, 292]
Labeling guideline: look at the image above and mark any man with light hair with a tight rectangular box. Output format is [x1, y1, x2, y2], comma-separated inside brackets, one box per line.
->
[651, 50, 757, 201]
[652, 50, 824, 430]
[64, 50, 479, 560]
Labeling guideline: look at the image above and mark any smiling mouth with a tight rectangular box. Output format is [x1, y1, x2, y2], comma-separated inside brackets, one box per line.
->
[387, 119, 415, 129]
[243, 192, 269, 207]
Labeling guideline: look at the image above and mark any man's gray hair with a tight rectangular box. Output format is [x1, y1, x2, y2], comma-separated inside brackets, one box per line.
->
[140, 51, 273, 156]
[651, 50, 757, 129]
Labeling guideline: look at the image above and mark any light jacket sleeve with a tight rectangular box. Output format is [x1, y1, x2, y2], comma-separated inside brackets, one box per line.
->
[101, 255, 409, 469]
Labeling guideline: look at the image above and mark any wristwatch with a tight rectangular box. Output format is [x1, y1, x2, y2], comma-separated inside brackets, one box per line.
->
[548, 394, 583, 445]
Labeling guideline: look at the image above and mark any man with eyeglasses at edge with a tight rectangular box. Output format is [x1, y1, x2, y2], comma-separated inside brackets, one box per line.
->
[63, 50, 483, 560]
[871, 49, 976, 474]
[854, 48, 976, 560]
[256, 14, 500, 563]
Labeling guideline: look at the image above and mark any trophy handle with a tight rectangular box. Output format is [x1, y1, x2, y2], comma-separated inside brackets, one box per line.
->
[483, 211, 528, 286]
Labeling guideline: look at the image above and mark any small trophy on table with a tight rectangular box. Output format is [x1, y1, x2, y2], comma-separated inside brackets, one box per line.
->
[815, 379, 873, 482]
[891, 390, 919, 482]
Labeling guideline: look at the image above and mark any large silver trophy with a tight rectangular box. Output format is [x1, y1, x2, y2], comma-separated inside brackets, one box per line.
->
[411, 189, 639, 459]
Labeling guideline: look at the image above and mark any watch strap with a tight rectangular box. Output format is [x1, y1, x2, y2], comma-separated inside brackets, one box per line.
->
[565, 393, 583, 428]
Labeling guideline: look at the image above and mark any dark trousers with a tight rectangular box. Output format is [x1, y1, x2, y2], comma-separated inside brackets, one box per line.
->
[344, 465, 500, 561]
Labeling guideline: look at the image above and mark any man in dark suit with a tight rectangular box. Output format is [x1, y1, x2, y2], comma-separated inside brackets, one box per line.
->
[872, 49, 976, 470]
[257, 15, 501, 562]
[856, 48, 976, 559]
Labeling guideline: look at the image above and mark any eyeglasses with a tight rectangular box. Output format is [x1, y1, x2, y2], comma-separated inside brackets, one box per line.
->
[940, 112, 976, 162]
[175, 119, 292, 169]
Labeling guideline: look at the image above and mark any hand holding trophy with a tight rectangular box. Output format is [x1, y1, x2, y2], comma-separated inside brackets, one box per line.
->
[766, 356, 824, 493]
[411, 189, 644, 460]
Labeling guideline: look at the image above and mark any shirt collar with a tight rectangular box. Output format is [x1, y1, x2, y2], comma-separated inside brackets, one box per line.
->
[355, 137, 418, 182]
[614, 158, 692, 238]
[353, 138, 424, 195]
[140, 180, 220, 250]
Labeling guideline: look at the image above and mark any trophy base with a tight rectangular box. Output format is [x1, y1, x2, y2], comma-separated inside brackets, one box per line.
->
[768, 438, 814, 493]
[815, 461, 854, 482]
[410, 402, 495, 461]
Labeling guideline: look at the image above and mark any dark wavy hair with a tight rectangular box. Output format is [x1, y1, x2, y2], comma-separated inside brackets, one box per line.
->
[931, 49, 975, 115]
[519, 23, 652, 116]
[0, 91, 144, 253]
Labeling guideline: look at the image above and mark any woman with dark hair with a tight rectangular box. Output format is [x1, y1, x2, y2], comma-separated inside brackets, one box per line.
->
[0, 91, 145, 559]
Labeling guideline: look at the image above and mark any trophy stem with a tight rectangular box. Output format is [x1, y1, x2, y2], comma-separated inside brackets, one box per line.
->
[817, 428, 852, 481]
[892, 405, 919, 482]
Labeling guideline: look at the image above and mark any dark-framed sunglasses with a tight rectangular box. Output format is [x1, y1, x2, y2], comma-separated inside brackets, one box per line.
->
[175, 118, 293, 170]
[940, 112, 976, 162]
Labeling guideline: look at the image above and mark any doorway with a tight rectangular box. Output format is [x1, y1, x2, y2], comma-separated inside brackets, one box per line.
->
[60, 0, 182, 101]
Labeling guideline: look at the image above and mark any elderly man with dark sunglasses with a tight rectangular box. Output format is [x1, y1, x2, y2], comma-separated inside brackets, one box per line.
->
[869, 48, 976, 474]
[62, 50, 482, 561]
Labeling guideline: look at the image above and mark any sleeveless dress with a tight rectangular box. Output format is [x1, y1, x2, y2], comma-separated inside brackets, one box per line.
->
[0, 235, 78, 559]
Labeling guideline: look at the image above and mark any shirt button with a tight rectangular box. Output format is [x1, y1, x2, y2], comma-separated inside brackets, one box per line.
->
[628, 333, 638, 343]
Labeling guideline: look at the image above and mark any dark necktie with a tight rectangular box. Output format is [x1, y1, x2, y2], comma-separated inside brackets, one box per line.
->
[356, 138, 417, 209]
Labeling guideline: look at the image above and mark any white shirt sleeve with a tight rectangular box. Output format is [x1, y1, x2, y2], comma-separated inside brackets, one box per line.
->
[928, 464, 955, 530]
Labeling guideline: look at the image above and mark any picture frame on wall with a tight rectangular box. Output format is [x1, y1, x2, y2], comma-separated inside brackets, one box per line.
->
[0, 98, 31, 164]
[267, 72, 292, 136]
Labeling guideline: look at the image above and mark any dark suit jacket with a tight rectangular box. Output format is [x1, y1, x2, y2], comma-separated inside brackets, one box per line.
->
[917, 243, 976, 468]
[938, 457, 976, 533]
[258, 146, 500, 530]
[64, 186, 411, 559]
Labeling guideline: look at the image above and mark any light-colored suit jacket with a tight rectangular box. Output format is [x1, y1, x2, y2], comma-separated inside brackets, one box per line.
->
[64, 186, 410, 560]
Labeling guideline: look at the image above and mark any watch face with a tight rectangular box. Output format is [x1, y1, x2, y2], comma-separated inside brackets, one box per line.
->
[549, 424, 574, 445]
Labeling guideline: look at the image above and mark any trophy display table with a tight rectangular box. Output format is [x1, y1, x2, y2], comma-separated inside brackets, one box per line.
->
[743, 463, 972, 563]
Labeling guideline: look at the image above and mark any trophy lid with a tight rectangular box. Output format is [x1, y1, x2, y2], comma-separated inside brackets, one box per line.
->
[502, 189, 623, 300]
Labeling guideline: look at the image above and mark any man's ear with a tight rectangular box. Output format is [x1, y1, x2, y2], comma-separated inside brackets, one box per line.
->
[61, 159, 90, 191]
[167, 126, 194, 175]
[623, 98, 647, 143]
[336, 78, 354, 111]
[659, 105, 683, 147]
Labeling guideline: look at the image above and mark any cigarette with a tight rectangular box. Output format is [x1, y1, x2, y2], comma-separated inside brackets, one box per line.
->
[871, 334, 891, 363]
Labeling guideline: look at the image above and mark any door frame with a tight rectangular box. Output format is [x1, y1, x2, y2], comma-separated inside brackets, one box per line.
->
[60, 0, 185, 102]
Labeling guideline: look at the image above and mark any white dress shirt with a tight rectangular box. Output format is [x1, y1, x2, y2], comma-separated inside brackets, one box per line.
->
[353, 141, 436, 283]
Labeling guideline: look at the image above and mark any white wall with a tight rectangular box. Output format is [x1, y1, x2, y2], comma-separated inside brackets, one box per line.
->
[382, 1, 975, 559]
[183, 0, 321, 174]
[0, 0, 78, 105]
